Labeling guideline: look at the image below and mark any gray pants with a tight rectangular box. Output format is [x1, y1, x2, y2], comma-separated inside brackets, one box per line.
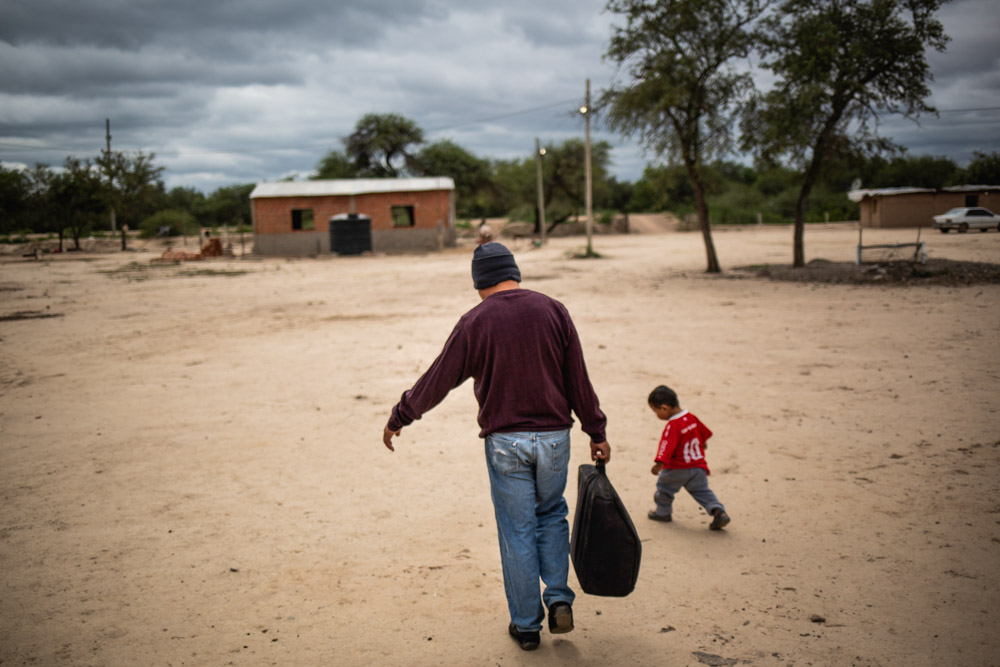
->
[654, 467, 724, 517]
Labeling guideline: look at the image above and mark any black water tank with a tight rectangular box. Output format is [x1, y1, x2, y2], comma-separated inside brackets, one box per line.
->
[329, 213, 372, 255]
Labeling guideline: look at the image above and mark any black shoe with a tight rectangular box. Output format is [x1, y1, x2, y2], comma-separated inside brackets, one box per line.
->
[709, 509, 731, 531]
[548, 601, 574, 634]
[508, 623, 540, 650]
[648, 510, 672, 522]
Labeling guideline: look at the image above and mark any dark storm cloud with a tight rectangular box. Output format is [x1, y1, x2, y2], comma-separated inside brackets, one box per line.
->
[925, 0, 1000, 96]
[883, 0, 1000, 164]
[499, 6, 611, 48]
[0, 42, 298, 97]
[0, 0, 443, 97]
[0, 0, 441, 52]
[0, 0, 996, 191]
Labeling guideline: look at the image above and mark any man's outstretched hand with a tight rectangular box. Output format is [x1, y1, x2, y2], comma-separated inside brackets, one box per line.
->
[383, 425, 400, 452]
[590, 440, 611, 463]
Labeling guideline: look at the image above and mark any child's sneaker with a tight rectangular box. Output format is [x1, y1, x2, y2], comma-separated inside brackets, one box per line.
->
[709, 509, 730, 530]
[647, 510, 672, 522]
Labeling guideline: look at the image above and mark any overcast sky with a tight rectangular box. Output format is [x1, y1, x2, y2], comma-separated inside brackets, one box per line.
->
[1, 0, 998, 193]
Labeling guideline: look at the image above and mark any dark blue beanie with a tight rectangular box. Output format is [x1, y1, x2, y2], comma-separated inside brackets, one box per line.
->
[472, 242, 521, 290]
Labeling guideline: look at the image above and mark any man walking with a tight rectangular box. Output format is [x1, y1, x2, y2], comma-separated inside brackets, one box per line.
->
[382, 242, 610, 651]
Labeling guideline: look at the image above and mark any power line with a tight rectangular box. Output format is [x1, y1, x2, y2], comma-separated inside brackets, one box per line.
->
[936, 105, 1000, 113]
[423, 98, 580, 133]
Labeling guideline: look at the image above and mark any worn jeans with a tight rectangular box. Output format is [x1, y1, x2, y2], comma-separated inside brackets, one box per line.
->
[653, 467, 725, 517]
[484, 430, 574, 632]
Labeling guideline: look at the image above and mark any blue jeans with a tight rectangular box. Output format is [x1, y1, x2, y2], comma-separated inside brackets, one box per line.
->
[484, 430, 575, 632]
[654, 467, 725, 517]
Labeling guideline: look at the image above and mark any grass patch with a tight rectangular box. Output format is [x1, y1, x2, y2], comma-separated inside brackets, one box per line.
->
[177, 268, 251, 278]
[99, 262, 177, 281]
[0, 310, 64, 322]
[566, 247, 604, 259]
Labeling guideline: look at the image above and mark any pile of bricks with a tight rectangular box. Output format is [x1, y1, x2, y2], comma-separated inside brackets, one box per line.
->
[151, 237, 225, 263]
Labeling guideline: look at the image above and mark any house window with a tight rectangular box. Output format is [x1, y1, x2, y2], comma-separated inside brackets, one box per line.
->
[391, 205, 415, 227]
[291, 209, 314, 230]
[965, 195, 979, 207]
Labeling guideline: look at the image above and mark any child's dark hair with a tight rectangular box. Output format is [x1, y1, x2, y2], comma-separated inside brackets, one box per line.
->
[648, 385, 679, 408]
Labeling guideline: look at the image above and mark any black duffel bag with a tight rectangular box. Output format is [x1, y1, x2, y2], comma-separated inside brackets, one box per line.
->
[570, 460, 642, 596]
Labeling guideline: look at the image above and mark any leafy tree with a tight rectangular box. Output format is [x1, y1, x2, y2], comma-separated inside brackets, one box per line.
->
[953, 151, 1000, 186]
[484, 158, 534, 219]
[754, 165, 800, 197]
[743, 0, 949, 267]
[161, 186, 207, 217]
[540, 138, 613, 231]
[343, 113, 424, 177]
[627, 170, 667, 213]
[24, 164, 61, 243]
[0, 164, 31, 235]
[716, 161, 758, 187]
[630, 161, 735, 214]
[602, 176, 634, 212]
[628, 164, 687, 212]
[411, 140, 492, 218]
[202, 183, 254, 230]
[313, 149, 358, 179]
[50, 158, 106, 250]
[93, 149, 165, 231]
[708, 180, 766, 225]
[602, 0, 769, 272]
[859, 154, 958, 188]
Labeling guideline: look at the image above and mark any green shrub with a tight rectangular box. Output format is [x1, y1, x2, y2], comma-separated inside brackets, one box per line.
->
[0, 229, 35, 243]
[505, 203, 534, 223]
[139, 209, 198, 238]
[708, 184, 766, 225]
[801, 186, 859, 222]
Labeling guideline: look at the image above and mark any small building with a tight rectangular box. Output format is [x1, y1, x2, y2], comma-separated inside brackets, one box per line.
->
[848, 185, 1000, 228]
[249, 177, 456, 256]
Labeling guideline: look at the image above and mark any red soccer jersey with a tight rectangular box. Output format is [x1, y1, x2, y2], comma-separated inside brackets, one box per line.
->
[654, 410, 713, 473]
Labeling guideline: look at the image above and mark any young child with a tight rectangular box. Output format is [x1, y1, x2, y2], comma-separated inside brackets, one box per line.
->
[647, 385, 731, 530]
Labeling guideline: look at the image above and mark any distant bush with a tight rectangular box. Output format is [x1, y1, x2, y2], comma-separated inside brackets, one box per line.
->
[801, 185, 859, 222]
[139, 209, 198, 238]
[505, 203, 534, 223]
[708, 184, 766, 225]
[0, 229, 33, 244]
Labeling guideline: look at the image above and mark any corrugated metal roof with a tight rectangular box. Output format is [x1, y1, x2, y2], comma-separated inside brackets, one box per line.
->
[848, 184, 1000, 203]
[249, 177, 455, 199]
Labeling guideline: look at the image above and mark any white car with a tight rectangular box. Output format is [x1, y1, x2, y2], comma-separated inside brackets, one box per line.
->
[932, 207, 1000, 233]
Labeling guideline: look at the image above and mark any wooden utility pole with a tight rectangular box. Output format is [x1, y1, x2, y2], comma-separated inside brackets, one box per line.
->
[105, 118, 116, 233]
[535, 138, 547, 245]
[582, 79, 594, 256]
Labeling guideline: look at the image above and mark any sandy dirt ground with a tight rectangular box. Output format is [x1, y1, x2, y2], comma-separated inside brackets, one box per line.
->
[1, 224, 998, 666]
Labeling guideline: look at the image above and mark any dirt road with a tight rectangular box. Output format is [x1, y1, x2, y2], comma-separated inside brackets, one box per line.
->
[2, 224, 998, 665]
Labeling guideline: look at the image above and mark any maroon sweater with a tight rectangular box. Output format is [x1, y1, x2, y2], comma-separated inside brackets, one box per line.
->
[388, 289, 607, 442]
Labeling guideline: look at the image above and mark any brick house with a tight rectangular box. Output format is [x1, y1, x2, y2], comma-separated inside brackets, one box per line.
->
[848, 185, 1000, 228]
[249, 177, 456, 256]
